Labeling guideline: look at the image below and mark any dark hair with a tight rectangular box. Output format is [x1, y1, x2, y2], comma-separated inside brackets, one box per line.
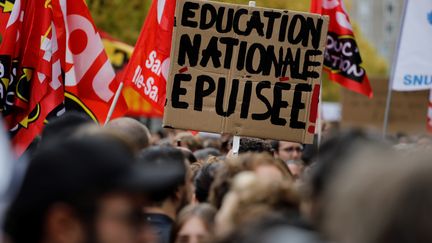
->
[129, 147, 187, 203]
[178, 147, 198, 164]
[270, 140, 279, 152]
[238, 138, 273, 155]
[41, 111, 92, 143]
[195, 159, 222, 203]
[3, 135, 134, 243]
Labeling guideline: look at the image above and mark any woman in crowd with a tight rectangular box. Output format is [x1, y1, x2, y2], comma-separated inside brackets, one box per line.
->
[172, 204, 217, 243]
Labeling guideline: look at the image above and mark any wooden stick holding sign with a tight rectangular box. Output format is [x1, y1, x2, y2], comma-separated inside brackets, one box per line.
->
[163, 0, 328, 144]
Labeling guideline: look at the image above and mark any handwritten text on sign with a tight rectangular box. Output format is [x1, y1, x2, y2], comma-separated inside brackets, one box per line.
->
[163, 0, 328, 143]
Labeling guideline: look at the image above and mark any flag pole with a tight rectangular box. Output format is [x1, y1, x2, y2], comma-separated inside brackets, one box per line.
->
[382, 83, 392, 138]
[233, 0, 256, 155]
[104, 82, 124, 125]
[317, 84, 323, 145]
[382, 0, 409, 139]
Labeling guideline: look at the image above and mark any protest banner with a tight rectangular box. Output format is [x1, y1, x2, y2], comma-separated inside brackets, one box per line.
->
[163, 0, 329, 143]
[311, 0, 372, 98]
[382, 0, 432, 136]
[391, 0, 432, 91]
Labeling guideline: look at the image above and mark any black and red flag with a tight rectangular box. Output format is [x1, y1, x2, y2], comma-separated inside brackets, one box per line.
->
[0, 0, 64, 156]
[311, 0, 373, 98]
[0, 0, 127, 156]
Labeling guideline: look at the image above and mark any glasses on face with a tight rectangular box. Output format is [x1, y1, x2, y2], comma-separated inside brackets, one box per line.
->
[282, 146, 303, 153]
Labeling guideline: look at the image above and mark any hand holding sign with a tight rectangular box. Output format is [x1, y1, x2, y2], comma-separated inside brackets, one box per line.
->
[164, 0, 328, 144]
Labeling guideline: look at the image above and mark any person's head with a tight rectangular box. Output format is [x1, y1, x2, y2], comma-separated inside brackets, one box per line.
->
[194, 158, 223, 203]
[323, 152, 432, 243]
[41, 111, 93, 144]
[3, 135, 137, 243]
[174, 132, 203, 152]
[172, 204, 217, 243]
[106, 117, 151, 153]
[215, 214, 322, 243]
[209, 153, 291, 209]
[131, 147, 192, 214]
[272, 141, 304, 162]
[215, 172, 299, 236]
[302, 129, 388, 227]
[193, 148, 221, 162]
[237, 138, 273, 155]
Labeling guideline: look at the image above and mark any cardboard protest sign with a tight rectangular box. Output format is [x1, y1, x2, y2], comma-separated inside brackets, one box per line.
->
[163, 0, 329, 143]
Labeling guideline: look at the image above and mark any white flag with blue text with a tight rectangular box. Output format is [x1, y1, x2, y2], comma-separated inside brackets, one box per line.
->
[392, 0, 432, 91]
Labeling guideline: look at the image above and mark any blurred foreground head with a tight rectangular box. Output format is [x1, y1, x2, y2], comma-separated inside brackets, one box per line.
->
[106, 117, 151, 153]
[301, 129, 387, 226]
[216, 214, 322, 243]
[41, 112, 93, 144]
[323, 151, 432, 243]
[3, 135, 136, 243]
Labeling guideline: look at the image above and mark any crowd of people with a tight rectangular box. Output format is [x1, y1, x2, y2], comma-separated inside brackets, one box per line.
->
[2, 112, 432, 243]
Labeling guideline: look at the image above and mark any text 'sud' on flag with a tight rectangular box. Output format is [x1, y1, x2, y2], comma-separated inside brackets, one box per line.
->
[122, 0, 176, 115]
[311, 0, 373, 98]
[52, 0, 127, 123]
[0, 0, 64, 156]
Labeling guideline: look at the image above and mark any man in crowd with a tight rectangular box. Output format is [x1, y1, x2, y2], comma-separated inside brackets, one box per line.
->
[106, 117, 152, 153]
[128, 147, 193, 243]
[272, 140, 305, 178]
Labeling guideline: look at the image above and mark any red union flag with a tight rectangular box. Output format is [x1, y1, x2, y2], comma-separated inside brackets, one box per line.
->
[0, 0, 64, 156]
[0, 0, 15, 36]
[123, 0, 176, 114]
[311, 0, 373, 98]
[52, 0, 127, 123]
[100, 31, 164, 118]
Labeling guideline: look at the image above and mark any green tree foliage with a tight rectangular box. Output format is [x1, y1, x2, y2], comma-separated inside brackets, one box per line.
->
[89, 0, 388, 101]
[87, 0, 152, 45]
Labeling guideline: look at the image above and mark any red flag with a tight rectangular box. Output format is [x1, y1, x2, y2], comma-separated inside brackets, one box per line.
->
[52, 0, 127, 123]
[311, 0, 373, 98]
[0, 0, 64, 156]
[122, 0, 176, 114]
[0, 0, 14, 36]
[99, 31, 163, 118]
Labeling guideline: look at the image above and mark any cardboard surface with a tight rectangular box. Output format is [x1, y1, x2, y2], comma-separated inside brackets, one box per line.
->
[163, 0, 329, 143]
[341, 77, 429, 135]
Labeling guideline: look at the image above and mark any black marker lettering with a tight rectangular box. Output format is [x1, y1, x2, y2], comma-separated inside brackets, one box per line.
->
[194, 75, 216, 111]
[290, 83, 311, 129]
[172, 73, 191, 109]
